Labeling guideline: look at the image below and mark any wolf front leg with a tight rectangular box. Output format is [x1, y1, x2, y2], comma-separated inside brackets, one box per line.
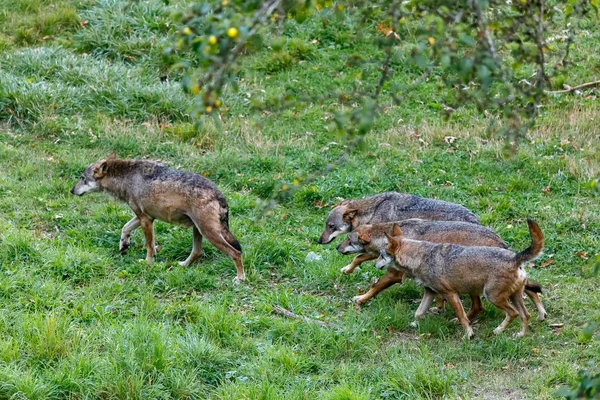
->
[120, 216, 141, 254]
[410, 288, 437, 328]
[139, 216, 156, 263]
[445, 292, 474, 339]
[353, 268, 404, 305]
[341, 253, 377, 275]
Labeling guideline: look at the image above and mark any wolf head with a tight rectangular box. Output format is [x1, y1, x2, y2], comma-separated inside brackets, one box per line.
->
[317, 201, 358, 244]
[336, 226, 371, 254]
[70, 153, 115, 196]
[374, 224, 403, 269]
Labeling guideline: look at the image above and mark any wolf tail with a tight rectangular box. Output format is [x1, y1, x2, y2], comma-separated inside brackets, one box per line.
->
[524, 280, 542, 293]
[222, 226, 242, 252]
[218, 197, 242, 253]
[515, 218, 543, 265]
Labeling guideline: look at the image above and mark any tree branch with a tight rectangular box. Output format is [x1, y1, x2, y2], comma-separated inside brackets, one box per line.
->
[272, 305, 342, 329]
[546, 80, 600, 94]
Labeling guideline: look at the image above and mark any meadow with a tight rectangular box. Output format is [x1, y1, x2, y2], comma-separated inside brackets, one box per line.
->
[0, 0, 599, 398]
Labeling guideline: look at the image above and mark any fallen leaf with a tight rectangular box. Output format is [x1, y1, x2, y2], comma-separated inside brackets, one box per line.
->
[313, 200, 328, 209]
[542, 186, 551, 195]
[444, 136, 456, 144]
[575, 251, 589, 259]
[540, 259, 554, 268]
[376, 23, 400, 40]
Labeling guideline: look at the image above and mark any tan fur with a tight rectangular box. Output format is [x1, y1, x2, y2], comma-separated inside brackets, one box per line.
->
[378, 219, 544, 338]
[71, 156, 245, 283]
[337, 219, 547, 321]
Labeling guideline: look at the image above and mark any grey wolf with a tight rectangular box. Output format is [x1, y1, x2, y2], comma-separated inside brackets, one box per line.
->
[70, 154, 245, 283]
[375, 219, 543, 338]
[336, 219, 547, 321]
[317, 192, 480, 245]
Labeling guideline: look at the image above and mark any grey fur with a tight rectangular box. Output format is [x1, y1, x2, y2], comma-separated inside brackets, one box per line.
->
[71, 156, 245, 283]
[318, 192, 480, 244]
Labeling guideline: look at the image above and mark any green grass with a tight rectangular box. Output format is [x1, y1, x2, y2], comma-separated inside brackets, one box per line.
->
[0, 1, 599, 399]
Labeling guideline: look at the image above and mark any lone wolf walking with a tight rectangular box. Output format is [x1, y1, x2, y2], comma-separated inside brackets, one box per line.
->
[71, 154, 245, 283]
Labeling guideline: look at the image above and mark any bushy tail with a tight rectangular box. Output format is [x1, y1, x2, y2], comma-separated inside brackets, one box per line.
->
[515, 218, 543, 265]
[223, 227, 242, 252]
[217, 196, 242, 253]
[525, 280, 542, 293]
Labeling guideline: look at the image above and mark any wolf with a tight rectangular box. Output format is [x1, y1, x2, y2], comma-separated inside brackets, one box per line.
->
[335, 219, 547, 321]
[375, 219, 544, 338]
[317, 192, 480, 245]
[70, 154, 245, 283]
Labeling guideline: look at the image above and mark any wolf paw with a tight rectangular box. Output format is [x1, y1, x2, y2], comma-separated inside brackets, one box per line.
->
[352, 295, 366, 305]
[341, 265, 357, 275]
[493, 327, 503, 335]
[464, 327, 474, 339]
[537, 312, 547, 322]
[513, 331, 525, 338]
[119, 241, 129, 255]
[232, 276, 245, 285]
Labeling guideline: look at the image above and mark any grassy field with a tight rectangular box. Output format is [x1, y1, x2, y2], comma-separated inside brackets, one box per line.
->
[0, 1, 599, 398]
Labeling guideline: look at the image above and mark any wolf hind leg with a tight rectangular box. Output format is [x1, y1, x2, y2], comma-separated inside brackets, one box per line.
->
[466, 295, 484, 321]
[179, 225, 203, 267]
[510, 290, 530, 337]
[190, 213, 245, 283]
[524, 289, 547, 321]
[486, 289, 519, 335]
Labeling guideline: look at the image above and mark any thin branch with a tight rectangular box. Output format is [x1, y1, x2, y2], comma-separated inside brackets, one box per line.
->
[272, 305, 342, 329]
[546, 80, 600, 94]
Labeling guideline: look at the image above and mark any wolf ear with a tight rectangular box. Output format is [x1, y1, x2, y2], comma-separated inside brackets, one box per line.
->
[358, 231, 371, 244]
[385, 232, 400, 252]
[343, 209, 358, 223]
[93, 161, 109, 179]
[392, 223, 403, 236]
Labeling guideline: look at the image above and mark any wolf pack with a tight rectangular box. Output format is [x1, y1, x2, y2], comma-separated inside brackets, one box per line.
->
[71, 155, 547, 339]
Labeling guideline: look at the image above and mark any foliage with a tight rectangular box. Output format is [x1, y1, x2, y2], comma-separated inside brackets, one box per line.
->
[555, 360, 600, 399]
[170, 0, 597, 147]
